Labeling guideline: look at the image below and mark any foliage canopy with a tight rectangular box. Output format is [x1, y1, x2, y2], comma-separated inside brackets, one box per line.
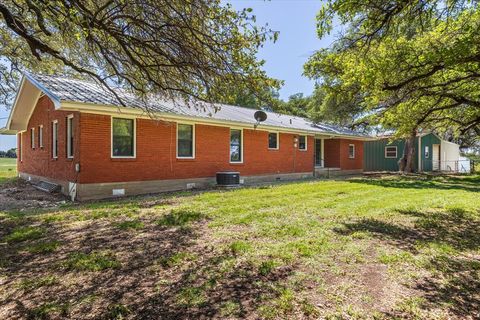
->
[0, 0, 280, 109]
[305, 0, 480, 147]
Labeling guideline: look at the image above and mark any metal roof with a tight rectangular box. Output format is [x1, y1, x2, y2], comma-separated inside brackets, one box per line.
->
[23, 73, 369, 138]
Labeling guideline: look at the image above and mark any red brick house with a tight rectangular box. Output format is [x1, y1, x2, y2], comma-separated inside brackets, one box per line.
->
[1, 74, 369, 200]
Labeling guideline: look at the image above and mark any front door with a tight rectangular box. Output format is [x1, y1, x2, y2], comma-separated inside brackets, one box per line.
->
[315, 139, 323, 167]
[432, 144, 440, 171]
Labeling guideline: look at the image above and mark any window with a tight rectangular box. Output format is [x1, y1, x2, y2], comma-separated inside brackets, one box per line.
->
[177, 123, 194, 158]
[385, 146, 397, 158]
[268, 132, 278, 149]
[348, 144, 355, 158]
[298, 135, 307, 150]
[30, 128, 35, 149]
[425, 146, 429, 158]
[230, 129, 242, 162]
[19, 132, 22, 162]
[66, 115, 74, 158]
[39, 125, 43, 148]
[52, 120, 58, 158]
[112, 117, 135, 157]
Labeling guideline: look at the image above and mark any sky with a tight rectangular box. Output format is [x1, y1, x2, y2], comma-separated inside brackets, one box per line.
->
[0, 0, 333, 151]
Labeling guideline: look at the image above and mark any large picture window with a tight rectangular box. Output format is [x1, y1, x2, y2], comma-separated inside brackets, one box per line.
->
[67, 115, 74, 158]
[177, 123, 194, 158]
[230, 129, 242, 162]
[112, 118, 135, 157]
[268, 132, 278, 149]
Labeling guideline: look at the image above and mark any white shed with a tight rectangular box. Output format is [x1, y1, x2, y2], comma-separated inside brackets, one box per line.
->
[440, 140, 460, 171]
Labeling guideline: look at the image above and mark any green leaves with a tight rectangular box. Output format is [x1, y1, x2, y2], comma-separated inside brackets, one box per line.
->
[0, 0, 279, 109]
[305, 1, 480, 142]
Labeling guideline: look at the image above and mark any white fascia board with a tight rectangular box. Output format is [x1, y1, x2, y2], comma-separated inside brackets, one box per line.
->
[24, 72, 61, 109]
[60, 101, 373, 141]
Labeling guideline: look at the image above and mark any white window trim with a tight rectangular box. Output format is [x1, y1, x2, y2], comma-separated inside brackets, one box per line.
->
[298, 135, 308, 151]
[268, 132, 279, 150]
[111, 116, 137, 159]
[67, 114, 74, 159]
[31, 128, 35, 149]
[52, 120, 58, 159]
[39, 125, 43, 148]
[176, 122, 196, 159]
[425, 146, 430, 158]
[229, 128, 243, 164]
[348, 144, 355, 159]
[385, 146, 398, 158]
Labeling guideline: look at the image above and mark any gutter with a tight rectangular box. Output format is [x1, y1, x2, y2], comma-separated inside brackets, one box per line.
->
[60, 101, 374, 141]
[0, 127, 17, 135]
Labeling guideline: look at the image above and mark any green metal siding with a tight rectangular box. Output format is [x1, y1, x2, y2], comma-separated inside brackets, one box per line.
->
[419, 133, 441, 172]
[364, 133, 440, 172]
[363, 139, 405, 171]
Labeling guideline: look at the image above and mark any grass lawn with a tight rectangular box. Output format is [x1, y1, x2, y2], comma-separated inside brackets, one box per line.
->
[0, 172, 479, 319]
[0, 157, 16, 183]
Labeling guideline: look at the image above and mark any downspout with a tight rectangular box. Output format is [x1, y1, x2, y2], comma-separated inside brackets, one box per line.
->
[418, 136, 422, 172]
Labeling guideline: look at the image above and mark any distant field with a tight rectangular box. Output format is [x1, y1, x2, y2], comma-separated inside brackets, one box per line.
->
[0, 157, 17, 183]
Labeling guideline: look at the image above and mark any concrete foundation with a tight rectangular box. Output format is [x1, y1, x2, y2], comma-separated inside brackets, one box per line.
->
[315, 167, 363, 178]
[19, 171, 314, 201]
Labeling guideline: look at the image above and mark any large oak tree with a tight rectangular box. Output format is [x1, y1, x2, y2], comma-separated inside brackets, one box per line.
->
[0, 0, 279, 109]
[305, 0, 480, 171]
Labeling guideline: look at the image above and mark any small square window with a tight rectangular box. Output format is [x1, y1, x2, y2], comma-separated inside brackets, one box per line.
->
[385, 146, 397, 158]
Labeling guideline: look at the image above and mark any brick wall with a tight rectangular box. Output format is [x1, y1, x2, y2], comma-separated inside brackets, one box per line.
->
[323, 138, 363, 170]
[19, 96, 365, 185]
[339, 139, 364, 170]
[17, 96, 80, 182]
[78, 114, 314, 183]
[324, 139, 341, 168]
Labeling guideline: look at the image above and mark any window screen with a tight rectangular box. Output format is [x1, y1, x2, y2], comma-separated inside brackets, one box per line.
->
[298, 135, 307, 150]
[177, 124, 194, 158]
[112, 118, 134, 157]
[230, 129, 242, 162]
[268, 132, 278, 149]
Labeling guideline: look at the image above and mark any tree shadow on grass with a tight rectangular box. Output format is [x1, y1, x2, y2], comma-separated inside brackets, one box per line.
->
[0, 207, 289, 319]
[349, 175, 480, 192]
[334, 207, 480, 318]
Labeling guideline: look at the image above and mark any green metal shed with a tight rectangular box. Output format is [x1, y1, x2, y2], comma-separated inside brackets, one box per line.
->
[363, 133, 449, 172]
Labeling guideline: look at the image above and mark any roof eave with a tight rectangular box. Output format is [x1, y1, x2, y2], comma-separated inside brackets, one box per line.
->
[60, 100, 373, 140]
[0, 127, 18, 135]
[24, 72, 61, 109]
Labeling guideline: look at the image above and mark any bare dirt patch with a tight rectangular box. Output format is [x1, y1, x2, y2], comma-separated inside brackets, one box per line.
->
[0, 179, 67, 211]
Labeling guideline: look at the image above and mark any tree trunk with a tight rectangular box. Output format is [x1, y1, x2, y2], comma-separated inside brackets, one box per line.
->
[398, 130, 417, 173]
